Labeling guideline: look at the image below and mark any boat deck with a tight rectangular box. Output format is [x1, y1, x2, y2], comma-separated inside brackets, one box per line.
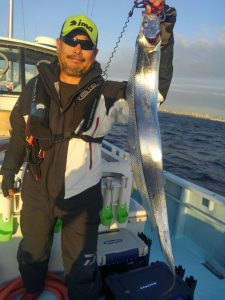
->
[2, 224, 224, 300]
[148, 227, 225, 300]
[1, 139, 225, 299]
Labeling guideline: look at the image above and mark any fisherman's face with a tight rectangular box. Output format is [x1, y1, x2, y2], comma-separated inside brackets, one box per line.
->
[57, 34, 98, 81]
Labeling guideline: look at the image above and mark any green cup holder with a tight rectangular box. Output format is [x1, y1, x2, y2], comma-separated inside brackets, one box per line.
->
[54, 218, 62, 233]
[0, 214, 13, 242]
[100, 207, 113, 226]
[117, 205, 128, 224]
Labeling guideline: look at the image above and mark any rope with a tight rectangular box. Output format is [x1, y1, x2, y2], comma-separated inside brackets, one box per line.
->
[0, 272, 69, 300]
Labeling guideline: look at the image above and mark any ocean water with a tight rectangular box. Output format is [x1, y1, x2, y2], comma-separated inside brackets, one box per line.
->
[105, 112, 225, 197]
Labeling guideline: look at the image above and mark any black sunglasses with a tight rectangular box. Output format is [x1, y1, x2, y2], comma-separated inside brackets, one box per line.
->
[61, 36, 96, 50]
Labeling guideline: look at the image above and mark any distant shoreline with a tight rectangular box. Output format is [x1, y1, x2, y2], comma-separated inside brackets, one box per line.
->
[159, 109, 225, 123]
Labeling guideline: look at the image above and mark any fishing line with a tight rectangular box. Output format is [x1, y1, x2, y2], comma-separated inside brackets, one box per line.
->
[102, 4, 135, 80]
[102, 0, 148, 80]
[86, 0, 90, 15]
[90, 0, 96, 17]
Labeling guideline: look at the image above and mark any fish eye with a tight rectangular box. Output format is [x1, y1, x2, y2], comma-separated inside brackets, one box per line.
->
[143, 20, 148, 28]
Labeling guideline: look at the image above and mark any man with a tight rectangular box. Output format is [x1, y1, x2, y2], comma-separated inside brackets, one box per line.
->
[0, 1, 176, 299]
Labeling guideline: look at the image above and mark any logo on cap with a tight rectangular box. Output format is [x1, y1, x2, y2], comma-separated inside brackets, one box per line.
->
[70, 20, 93, 33]
[61, 15, 98, 45]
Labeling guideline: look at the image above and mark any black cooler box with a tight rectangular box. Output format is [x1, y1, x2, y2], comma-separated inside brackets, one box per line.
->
[105, 261, 196, 300]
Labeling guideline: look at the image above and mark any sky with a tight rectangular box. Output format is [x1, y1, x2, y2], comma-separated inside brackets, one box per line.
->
[0, 0, 225, 118]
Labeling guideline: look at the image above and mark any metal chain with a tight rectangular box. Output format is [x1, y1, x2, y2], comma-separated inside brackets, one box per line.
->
[102, 3, 137, 80]
[102, 0, 165, 80]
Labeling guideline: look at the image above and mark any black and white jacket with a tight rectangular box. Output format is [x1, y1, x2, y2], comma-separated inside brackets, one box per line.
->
[1, 5, 176, 203]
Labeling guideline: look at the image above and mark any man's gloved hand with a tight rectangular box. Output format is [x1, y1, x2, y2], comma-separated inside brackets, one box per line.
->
[1, 174, 15, 199]
[145, 0, 165, 14]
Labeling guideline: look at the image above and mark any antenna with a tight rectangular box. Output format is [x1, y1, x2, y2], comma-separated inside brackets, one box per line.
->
[8, 0, 13, 38]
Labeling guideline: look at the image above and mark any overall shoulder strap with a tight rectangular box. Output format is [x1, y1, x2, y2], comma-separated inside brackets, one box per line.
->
[77, 77, 105, 134]
[52, 77, 105, 144]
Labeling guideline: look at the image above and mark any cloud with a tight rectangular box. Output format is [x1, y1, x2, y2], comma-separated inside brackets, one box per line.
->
[165, 29, 225, 117]
[99, 28, 225, 82]
[99, 46, 134, 81]
[98, 28, 225, 117]
[173, 29, 225, 79]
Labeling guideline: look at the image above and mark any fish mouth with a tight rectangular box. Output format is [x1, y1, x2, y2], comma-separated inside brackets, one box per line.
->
[146, 33, 161, 45]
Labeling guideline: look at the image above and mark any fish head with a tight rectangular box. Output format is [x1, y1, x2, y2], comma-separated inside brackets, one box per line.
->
[139, 14, 161, 47]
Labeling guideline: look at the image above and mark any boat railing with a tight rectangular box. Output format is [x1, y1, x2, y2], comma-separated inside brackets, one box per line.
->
[102, 140, 130, 162]
[164, 170, 225, 269]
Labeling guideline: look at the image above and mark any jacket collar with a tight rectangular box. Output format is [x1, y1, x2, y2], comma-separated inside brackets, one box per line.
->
[37, 59, 103, 103]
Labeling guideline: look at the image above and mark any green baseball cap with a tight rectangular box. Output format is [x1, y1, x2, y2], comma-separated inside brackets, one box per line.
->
[60, 14, 98, 46]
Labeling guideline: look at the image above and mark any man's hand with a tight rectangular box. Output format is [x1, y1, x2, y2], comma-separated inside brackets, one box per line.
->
[1, 175, 16, 200]
[145, 0, 165, 14]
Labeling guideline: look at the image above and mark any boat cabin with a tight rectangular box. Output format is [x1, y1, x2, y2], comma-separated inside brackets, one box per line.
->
[0, 37, 56, 136]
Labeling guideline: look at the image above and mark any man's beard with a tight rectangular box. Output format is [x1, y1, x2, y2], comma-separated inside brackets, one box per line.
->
[59, 55, 88, 77]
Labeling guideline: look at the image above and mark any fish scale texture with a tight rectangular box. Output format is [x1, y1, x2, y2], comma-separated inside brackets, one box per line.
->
[126, 14, 175, 275]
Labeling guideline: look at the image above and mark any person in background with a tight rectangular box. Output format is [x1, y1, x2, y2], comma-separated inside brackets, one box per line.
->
[0, 1, 176, 299]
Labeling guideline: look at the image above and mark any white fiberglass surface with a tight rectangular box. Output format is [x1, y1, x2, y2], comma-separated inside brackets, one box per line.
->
[145, 223, 225, 300]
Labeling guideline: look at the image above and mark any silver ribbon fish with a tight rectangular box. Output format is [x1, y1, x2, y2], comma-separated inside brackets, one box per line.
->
[127, 13, 175, 275]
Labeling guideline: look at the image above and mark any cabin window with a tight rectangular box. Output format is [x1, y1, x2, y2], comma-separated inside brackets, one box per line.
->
[0, 46, 21, 93]
[23, 49, 55, 84]
[0, 44, 56, 95]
